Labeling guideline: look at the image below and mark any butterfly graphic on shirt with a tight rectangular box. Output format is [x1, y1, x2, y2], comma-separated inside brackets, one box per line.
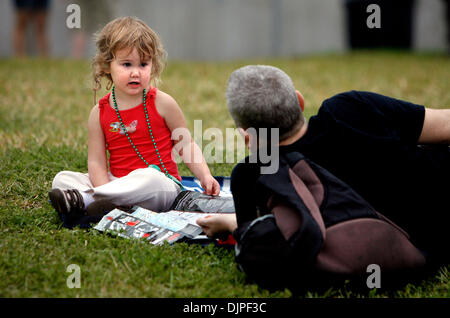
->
[109, 120, 138, 134]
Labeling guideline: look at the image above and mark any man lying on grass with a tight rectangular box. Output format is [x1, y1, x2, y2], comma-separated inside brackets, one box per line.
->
[197, 65, 450, 267]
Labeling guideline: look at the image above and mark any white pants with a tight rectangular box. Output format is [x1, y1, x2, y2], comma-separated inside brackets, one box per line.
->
[51, 167, 181, 212]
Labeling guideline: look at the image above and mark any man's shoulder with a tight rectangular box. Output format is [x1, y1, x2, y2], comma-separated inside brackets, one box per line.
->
[316, 90, 393, 125]
[321, 90, 418, 112]
[320, 90, 366, 112]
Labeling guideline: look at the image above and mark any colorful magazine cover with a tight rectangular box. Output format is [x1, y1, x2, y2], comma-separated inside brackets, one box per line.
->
[94, 207, 220, 245]
[94, 178, 234, 245]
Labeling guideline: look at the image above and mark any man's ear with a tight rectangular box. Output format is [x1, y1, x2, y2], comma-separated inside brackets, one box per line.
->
[296, 90, 305, 112]
[238, 128, 251, 148]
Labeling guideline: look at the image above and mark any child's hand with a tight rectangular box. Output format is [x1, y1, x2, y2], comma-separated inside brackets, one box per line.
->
[200, 175, 220, 196]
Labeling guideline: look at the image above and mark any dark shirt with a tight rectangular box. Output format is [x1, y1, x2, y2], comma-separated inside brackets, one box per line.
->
[231, 91, 450, 257]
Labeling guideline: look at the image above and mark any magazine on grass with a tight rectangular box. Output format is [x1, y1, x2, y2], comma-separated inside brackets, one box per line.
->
[94, 207, 221, 245]
[94, 190, 235, 245]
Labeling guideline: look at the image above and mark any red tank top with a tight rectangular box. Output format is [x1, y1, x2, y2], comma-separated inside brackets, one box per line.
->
[98, 88, 181, 180]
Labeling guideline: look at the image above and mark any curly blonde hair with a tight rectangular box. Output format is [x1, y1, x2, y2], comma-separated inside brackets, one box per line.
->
[92, 16, 167, 101]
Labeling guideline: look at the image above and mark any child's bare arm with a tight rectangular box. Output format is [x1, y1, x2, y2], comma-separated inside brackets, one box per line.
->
[179, 139, 220, 195]
[156, 91, 220, 195]
[87, 105, 110, 187]
[418, 108, 450, 144]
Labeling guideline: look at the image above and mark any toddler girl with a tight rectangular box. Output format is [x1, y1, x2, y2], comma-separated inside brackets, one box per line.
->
[49, 17, 219, 218]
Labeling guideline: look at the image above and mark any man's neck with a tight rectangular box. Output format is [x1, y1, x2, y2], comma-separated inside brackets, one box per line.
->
[279, 123, 308, 146]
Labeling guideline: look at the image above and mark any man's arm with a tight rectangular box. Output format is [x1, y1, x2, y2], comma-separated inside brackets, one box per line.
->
[418, 108, 450, 144]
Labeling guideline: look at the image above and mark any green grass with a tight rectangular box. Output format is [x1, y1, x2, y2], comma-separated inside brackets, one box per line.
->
[0, 51, 449, 298]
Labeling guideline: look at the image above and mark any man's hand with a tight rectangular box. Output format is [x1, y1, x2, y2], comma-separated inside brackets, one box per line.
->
[196, 214, 238, 238]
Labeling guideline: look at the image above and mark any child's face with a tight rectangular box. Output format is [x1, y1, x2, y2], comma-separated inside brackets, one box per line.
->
[109, 47, 152, 97]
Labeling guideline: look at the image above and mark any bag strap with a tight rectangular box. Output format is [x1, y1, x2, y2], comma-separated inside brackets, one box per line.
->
[258, 153, 326, 247]
[287, 167, 326, 240]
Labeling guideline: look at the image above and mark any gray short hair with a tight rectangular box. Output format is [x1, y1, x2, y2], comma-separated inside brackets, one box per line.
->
[226, 65, 304, 141]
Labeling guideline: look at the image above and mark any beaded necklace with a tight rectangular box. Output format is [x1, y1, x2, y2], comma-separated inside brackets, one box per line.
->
[111, 86, 169, 177]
